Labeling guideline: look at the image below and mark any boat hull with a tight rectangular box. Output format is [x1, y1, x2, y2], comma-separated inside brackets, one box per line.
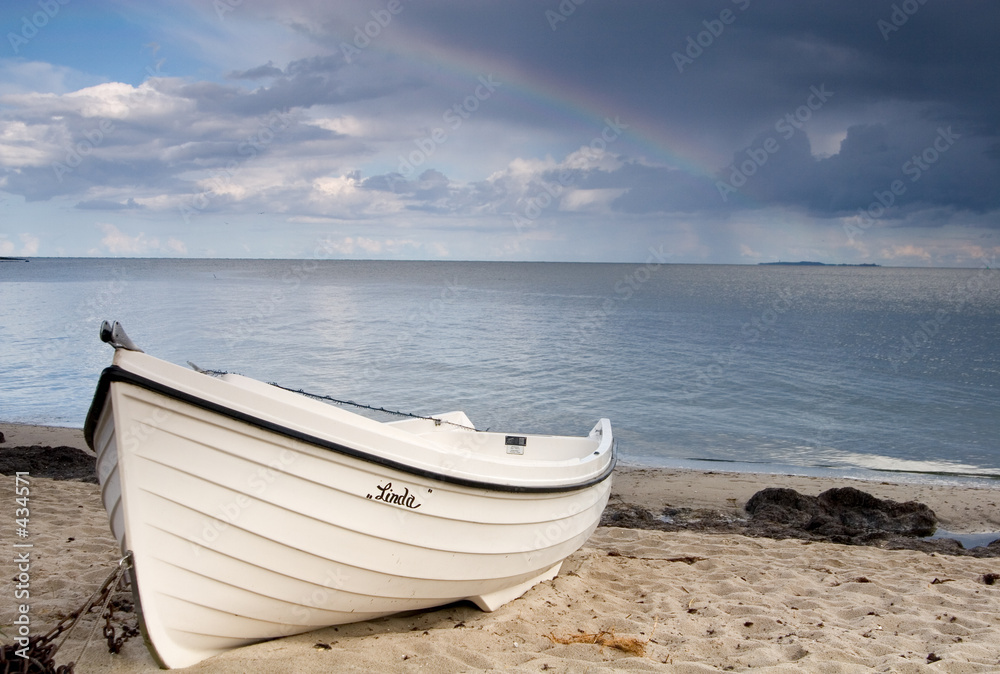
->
[86, 350, 614, 669]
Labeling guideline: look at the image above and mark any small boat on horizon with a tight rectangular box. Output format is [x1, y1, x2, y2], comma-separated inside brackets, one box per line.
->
[84, 321, 615, 669]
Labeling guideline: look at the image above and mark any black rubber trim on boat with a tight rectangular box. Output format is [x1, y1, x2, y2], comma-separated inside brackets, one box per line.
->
[84, 365, 617, 494]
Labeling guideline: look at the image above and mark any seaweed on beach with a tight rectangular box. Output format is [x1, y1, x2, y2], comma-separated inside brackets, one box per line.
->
[0, 445, 97, 483]
[602, 486, 1000, 558]
[744, 486, 938, 539]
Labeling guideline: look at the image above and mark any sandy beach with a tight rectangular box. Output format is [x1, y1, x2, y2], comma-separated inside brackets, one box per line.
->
[3, 422, 1000, 672]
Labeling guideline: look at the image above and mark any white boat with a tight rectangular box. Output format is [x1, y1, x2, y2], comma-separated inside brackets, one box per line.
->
[84, 322, 615, 669]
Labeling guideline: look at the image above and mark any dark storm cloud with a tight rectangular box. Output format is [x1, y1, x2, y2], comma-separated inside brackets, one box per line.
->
[718, 120, 1000, 217]
[382, 0, 1000, 220]
[398, 1, 1000, 131]
[171, 52, 421, 117]
[603, 164, 723, 214]
[361, 168, 452, 201]
[227, 61, 284, 80]
[5, 157, 186, 202]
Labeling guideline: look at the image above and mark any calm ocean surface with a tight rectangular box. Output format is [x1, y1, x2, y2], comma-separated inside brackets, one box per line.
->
[2, 258, 998, 486]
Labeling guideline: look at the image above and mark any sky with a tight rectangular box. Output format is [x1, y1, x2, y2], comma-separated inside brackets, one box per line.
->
[0, 0, 998, 265]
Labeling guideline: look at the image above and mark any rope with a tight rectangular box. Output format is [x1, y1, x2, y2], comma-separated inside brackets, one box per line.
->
[70, 553, 132, 664]
[192, 366, 480, 432]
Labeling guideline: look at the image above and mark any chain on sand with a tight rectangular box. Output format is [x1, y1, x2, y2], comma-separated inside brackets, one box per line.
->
[0, 554, 140, 673]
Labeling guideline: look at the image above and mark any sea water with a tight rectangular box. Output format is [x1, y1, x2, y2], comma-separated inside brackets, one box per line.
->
[2, 258, 998, 486]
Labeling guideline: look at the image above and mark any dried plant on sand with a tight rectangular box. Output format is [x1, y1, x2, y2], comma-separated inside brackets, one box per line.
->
[546, 629, 647, 657]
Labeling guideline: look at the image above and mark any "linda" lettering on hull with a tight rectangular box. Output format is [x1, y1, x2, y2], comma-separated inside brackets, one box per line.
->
[366, 481, 423, 509]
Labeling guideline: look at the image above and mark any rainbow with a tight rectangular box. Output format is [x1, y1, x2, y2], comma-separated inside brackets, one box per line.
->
[353, 30, 718, 179]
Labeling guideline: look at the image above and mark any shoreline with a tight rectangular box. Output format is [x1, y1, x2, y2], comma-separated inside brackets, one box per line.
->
[4, 422, 1000, 534]
[4, 422, 1000, 671]
[610, 463, 1000, 535]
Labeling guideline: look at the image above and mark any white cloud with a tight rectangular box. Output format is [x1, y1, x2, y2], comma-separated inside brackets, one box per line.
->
[319, 235, 422, 257]
[559, 188, 628, 213]
[504, 156, 560, 179]
[0, 233, 40, 256]
[99, 223, 158, 255]
[0, 120, 57, 167]
[313, 175, 360, 197]
[427, 241, 450, 257]
[18, 233, 39, 256]
[97, 223, 187, 256]
[65, 82, 146, 119]
[879, 244, 932, 262]
[165, 237, 188, 254]
[307, 115, 365, 136]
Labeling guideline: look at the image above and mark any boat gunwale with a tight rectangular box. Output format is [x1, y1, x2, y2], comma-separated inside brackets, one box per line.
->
[84, 364, 617, 494]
